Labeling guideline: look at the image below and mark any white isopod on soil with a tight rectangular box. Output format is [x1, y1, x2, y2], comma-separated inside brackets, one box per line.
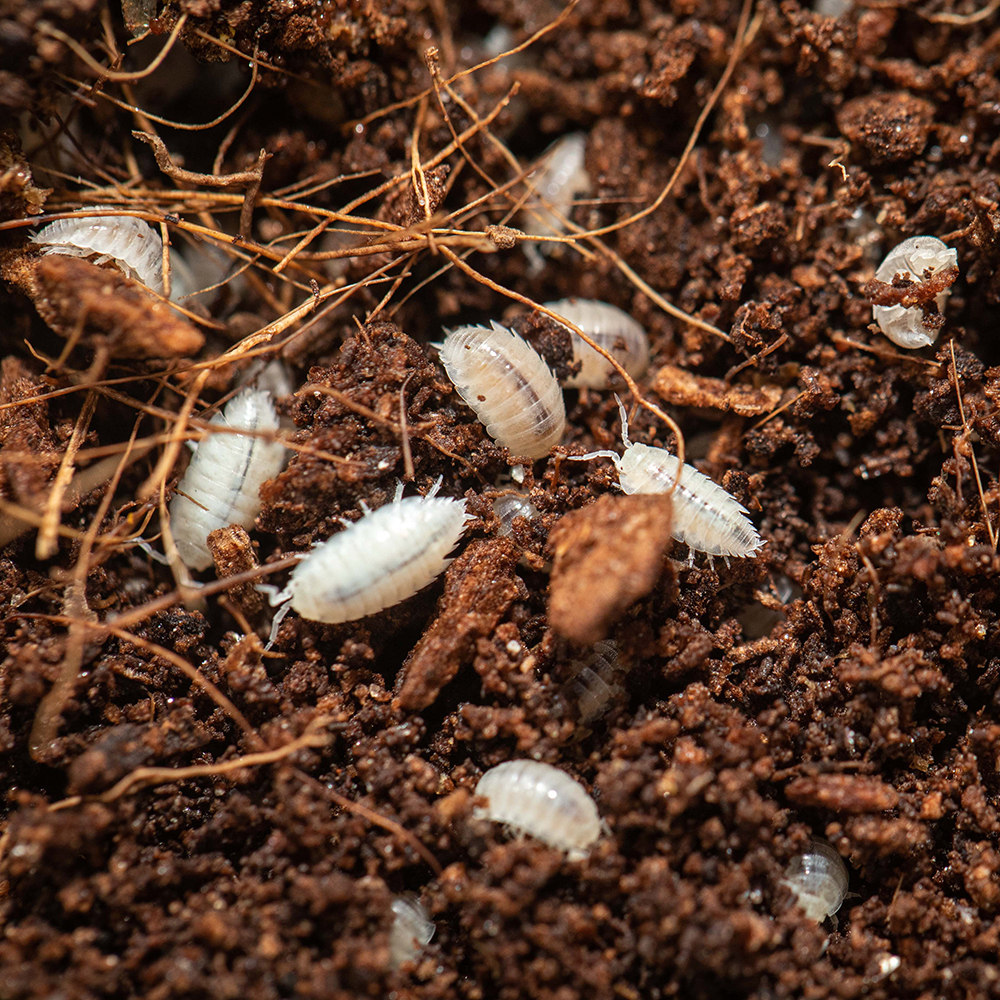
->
[872, 235, 958, 349]
[523, 132, 590, 268]
[30, 215, 166, 294]
[782, 838, 849, 923]
[473, 759, 601, 859]
[563, 640, 623, 723]
[543, 298, 650, 388]
[265, 481, 471, 640]
[574, 398, 762, 561]
[169, 389, 288, 571]
[492, 493, 539, 535]
[389, 896, 435, 970]
[439, 321, 566, 460]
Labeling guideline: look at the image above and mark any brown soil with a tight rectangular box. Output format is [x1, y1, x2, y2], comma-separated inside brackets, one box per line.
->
[2, 1, 1000, 998]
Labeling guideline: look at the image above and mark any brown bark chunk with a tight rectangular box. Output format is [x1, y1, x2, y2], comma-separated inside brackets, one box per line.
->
[547, 494, 673, 645]
[1, 252, 204, 359]
[785, 774, 899, 814]
[396, 537, 519, 711]
[653, 364, 782, 416]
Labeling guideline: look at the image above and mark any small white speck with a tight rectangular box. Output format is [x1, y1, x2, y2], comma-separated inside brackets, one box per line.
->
[506, 639, 522, 655]
[377, 459, 390, 470]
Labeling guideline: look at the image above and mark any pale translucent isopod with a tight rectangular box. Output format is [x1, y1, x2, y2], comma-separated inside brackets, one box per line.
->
[389, 896, 435, 970]
[872, 236, 958, 349]
[544, 298, 650, 388]
[523, 132, 590, 267]
[169, 389, 288, 571]
[575, 398, 762, 561]
[30, 216, 166, 294]
[269, 484, 471, 630]
[564, 640, 623, 723]
[473, 759, 601, 859]
[439, 321, 566, 460]
[492, 493, 539, 535]
[782, 838, 849, 923]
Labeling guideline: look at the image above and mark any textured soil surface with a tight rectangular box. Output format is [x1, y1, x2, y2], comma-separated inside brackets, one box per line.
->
[2, 1, 1000, 998]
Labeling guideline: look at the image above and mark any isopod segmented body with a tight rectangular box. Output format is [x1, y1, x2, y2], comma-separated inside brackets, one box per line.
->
[169, 389, 287, 571]
[564, 640, 623, 724]
[31, 216, 166, 294]
[439, 321, 566, 460]
[492, 493, 539, 536]
[782, 838, 849, 923]
[544, 298, 650, 388]
[473, 759, 601, 859]
[522, 132, 590, 258]
[389, 896, 435, 970]
[575, 398, 762, 561]
[872, 235, 958, 349]
[270, 483, 471, 628]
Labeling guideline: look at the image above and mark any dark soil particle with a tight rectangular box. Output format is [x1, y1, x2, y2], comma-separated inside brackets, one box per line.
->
[4, 0, 1000, 998]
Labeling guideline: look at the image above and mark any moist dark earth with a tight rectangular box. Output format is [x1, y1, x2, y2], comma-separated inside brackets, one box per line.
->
[2, 0, 1000, 997]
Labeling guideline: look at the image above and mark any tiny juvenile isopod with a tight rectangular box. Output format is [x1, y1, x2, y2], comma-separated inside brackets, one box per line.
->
[473, 759, 601, 859]
[439, 321, 566, 460]
[523, 132, 590, 267]
[265, 480, 471, 641]
[492, 493, 539, 536]
[872, 235, 958, 349]
[563, 640, 623, 723]
[782, 838, 849, 923]
[31, 215, 166, 294]
[572, 397, 762, 562]
[389, 896, 435, 970]
[544, 298, 650, 388]
[169, 389, 288, 571]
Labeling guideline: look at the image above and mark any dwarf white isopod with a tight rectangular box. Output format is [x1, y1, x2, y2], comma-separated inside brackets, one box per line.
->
[564, 640, 623, 723]
[389, 896, 435, 970]
[30, 215, 166, 294]
[264, 481, 472, 640]
[782, 838, 849, 923]
[872, 236, 958, 349]
[523, 132, 590, 268]
[169, 389, 288, 571]
[492, 493, 539, 535]
[572, 398, 762, 562]
[473, 759, 601, 859]
[439, 321, 566, 460]
[544, 298, 650, 388]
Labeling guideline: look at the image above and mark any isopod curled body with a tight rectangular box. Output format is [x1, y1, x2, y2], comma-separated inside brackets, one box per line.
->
[169, 389, 288, 571]
[389, 896, 435, 970]
[574, 398, 762, 561]
[30, 216, 166, 294]
[265, 481, 471, 640]
[473, 759, 601, 859]
[782, 838, 849, 923]
[544, 298, 650, 388]
[439, 321, 566, 460]
[871, 236, 958, 349]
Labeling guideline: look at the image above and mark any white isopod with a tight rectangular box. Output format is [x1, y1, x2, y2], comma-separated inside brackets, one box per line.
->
[782, 838, 849, 923]
[523, 132, 590, 268]
[473, 759, 601, 859]
[872, 235, 958, 349]
[564, 640, 623, 723]
[264, 481, 471, 641]
[573, 397, 762, 562]
[439, 321, 566, 460]
[544, 298, 650, 389]
[389, 896, 435, 970]
[30, 215, 166, 294]
[169, 389, 288, 571]
[492, 493, 539, 535]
